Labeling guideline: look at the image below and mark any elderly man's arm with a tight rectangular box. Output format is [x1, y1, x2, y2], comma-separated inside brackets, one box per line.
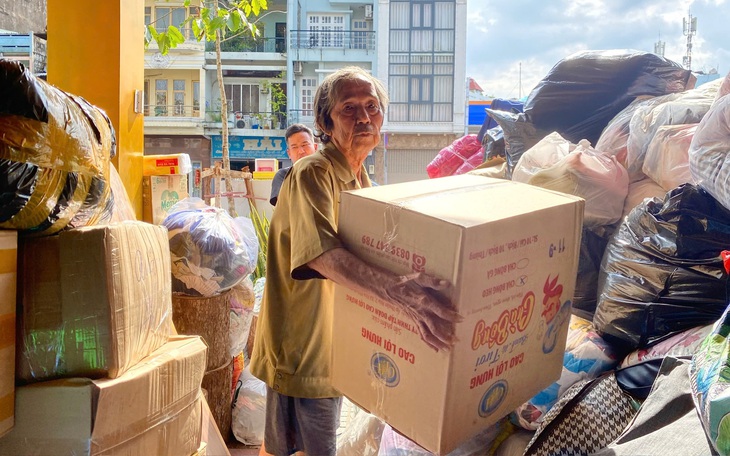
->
[308, 247, 461, 352]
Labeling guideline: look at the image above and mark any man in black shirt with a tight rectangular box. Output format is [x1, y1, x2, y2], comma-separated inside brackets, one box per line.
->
[269, 124, 317, 206]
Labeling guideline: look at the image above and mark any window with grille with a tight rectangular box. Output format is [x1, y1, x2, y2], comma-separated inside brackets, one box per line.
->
[301, 78, 316, 117]
[224, 83, 260, 114]
[155, 79, 168, 116]
[193, 81, 200, 114]
[308, 14, 345, 48]
[388, 0, 455, 122]
[353, 20, 369, 49]
[173, 80, 186, 116]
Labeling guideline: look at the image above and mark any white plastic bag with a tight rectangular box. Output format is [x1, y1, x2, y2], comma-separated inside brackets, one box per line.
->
[513, 132, 629, 227]
[642, 123, 698, 191]
[689, 94, 730, 211]
[231, 366, 267, 445]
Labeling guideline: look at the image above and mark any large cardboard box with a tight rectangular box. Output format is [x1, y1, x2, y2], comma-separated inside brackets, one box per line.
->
[143, 175, 189, 224]
[17, 221, 173, 382]
[332, 174, 584, 454]
[0, 336, 207, 455]
[0, 231, 17, 438]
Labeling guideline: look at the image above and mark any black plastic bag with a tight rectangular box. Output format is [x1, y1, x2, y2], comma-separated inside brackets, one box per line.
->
[525, 49, 694, 146]
[571, 226, 613, 321]
[0, 59, 116, 235]
[593, 184, 729, 351]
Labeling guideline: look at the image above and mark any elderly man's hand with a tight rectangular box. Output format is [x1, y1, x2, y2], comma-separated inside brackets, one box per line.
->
[385, 272, 462, 352]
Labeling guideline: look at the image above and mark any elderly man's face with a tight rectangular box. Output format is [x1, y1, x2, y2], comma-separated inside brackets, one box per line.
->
[286, 131, 316, 163]
[328, 76, 383, 157]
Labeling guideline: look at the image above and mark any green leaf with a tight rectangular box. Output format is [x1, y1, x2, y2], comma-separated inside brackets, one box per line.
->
[228, 10, 243, 31]
[167, 25, 185, 43]
[191, 18, 204, 40]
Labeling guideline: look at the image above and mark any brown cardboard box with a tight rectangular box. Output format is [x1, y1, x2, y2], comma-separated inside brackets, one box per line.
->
[0, 336, 207, 455]
[0, 231, 17, 438]
[17, 221, 173, 382]
[332, 174, 584, 454]
[143, 175, 189, 224]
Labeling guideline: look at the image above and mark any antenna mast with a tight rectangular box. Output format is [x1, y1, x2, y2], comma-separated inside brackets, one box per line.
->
[683, 10, 697, 70]
[654, 32, 665, 57]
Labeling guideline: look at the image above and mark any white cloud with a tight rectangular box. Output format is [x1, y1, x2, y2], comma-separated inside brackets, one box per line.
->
[466, 1, 730, 99]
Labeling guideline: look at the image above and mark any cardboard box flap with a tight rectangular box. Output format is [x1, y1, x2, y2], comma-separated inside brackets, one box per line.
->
[91, 335, 207, 451]
[343, 175, 584, 228]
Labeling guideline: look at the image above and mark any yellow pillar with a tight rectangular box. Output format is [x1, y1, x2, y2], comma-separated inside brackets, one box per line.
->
[47, 0, 144, 219]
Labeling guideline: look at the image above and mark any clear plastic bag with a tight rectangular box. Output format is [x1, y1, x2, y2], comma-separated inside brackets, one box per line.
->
[163, 197, 259, 296]
[512, 132, 629, 227]
[642, 123, 698, 191]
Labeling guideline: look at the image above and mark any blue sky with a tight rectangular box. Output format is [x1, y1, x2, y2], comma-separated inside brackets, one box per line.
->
[466, 0, 730, 99]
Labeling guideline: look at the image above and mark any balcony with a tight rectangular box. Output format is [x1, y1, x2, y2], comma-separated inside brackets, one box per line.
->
[207, 36, 286, 54]
[144, 104, 204, 135]
[145, 27, 204, 52]
[203, 110, 288, 133]
[289, 30, 375, 51]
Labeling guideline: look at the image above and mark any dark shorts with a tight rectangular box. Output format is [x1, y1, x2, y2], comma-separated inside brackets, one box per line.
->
[264, 386, 343, 456]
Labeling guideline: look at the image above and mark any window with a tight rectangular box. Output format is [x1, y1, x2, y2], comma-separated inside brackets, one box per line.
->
[155, 6, 193, 39]
[144, 7, 152, 41]
[224, 83, 260, 115]
[155, 79, 168, 116]
[301, 78, 316, 117]
[308, 14, 345, 48]
[173, 79, 186, 116]
[388, 0, 455, 122]
[353, 20, 369, 49]
[193, 81, 200, 115]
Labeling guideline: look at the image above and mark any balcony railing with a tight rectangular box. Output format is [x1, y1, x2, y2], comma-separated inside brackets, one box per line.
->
[289, 30, 375, 51]
[286, 109, 314, 125]
[203, 111, 288, 130]
[206, 36, 287, 53]
[145, 104, 200, 117]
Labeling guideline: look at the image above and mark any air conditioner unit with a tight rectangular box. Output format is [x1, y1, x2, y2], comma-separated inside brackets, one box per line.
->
[364, 4, 373, 20]
[293, 61, 303, 75]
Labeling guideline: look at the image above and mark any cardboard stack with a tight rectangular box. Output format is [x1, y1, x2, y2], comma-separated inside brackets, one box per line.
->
[0, 221, 209, 455]
[332, 174, 584, 454]
[142, 153, 192, 224]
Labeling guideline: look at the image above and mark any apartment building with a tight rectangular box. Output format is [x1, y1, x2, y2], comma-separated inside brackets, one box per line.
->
[288, 0, 467, 184]
[142, 0, 467, 187]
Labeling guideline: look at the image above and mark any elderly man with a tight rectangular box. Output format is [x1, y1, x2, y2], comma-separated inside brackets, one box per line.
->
[269, 124, 317, 206]
[250, 66, 460, 456]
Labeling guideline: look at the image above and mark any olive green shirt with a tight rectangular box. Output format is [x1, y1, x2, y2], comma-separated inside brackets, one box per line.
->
[250, 143, 372, 398]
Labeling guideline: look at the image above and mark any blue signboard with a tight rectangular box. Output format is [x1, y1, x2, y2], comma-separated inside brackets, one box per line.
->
[210, 135, 288, 160]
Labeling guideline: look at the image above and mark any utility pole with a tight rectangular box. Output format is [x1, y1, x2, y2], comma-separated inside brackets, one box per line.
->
[683, 11, 697, 70]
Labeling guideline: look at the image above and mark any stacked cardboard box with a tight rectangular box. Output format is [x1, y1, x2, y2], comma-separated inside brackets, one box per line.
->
[0, 221, 209, 455]
[16, 222, 173, 381]
[332, 174, 584, 454]
[142, 153, 192, 225]
[0, 336, 206, 455]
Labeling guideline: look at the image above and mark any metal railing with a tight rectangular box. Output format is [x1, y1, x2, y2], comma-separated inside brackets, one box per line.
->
[289, 30, 375, 50]
[203, 110, 288, 130]
[206, 36, 287, 53]
[145, 104, 200, 117]
[286, 109, 314, 125]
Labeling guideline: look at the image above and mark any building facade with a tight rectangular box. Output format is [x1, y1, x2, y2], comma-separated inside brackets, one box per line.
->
[142, 0, 468, 187]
